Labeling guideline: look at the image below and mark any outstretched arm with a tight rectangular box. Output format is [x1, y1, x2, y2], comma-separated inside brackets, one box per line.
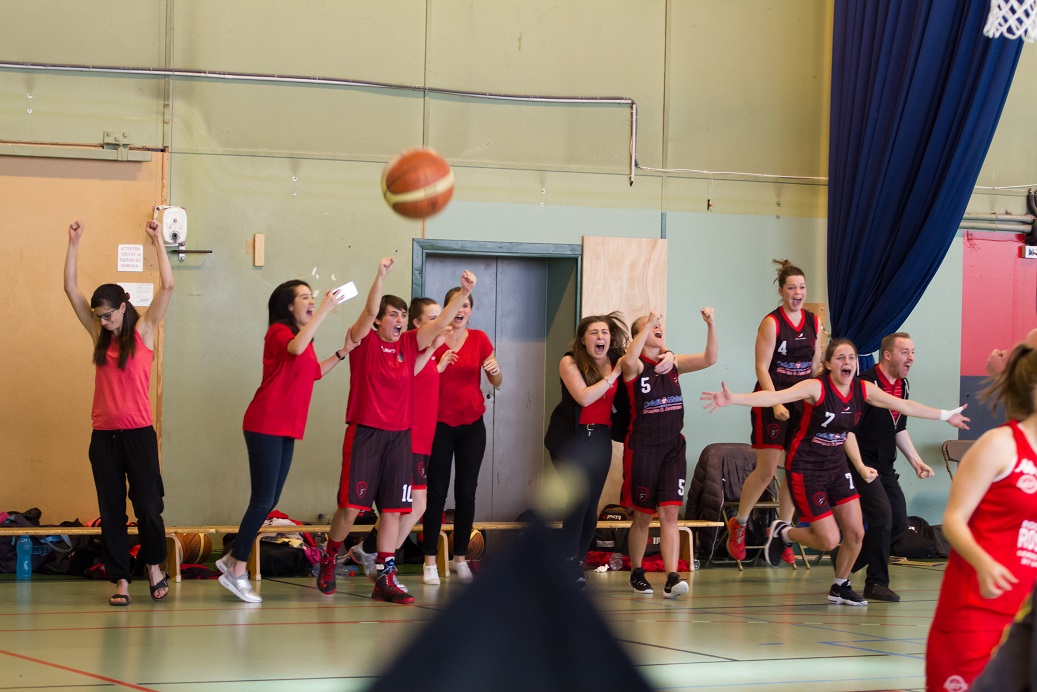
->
[347, 257, 394, 345]
[63, 221, 100, 340]
[674, 307, 718, 374]
[138, 219, 175, 347]
[416, 270, 476, 351]
[863, 382, 969, 430]
[702, 377, 821, 412]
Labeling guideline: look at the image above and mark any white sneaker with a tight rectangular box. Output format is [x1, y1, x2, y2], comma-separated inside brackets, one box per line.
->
[219, 572, 262, 603]
[450, 559, 473, 584]
[348, 543, 377, 579]
[215, 555, 231, 574]
[422, 564, 440, 585]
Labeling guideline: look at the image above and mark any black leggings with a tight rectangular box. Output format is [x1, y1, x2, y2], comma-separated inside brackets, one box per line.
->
[88, 426, 166, 583]
[422, 418, 486, 557]
[551, 426, 613, 560]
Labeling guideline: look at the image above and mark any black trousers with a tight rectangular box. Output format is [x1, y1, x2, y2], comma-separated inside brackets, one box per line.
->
[551, 426, 613, 560]
[422, 418, 486, 557]
[848, 466, 908, 587]
[88, 426, 167, 583]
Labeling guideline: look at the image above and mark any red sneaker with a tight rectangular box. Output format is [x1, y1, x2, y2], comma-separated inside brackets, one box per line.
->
[316, 552, 336, 595]
[371, 567, 415, 604]
[781, 546, 796, 565]
[726, 516, 747, 561]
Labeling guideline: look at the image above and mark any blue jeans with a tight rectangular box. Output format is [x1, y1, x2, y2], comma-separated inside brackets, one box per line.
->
[232, 431, 295, 562]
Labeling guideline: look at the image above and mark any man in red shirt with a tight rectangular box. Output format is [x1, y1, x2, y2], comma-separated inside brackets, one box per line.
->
[316, 258, 475, 603]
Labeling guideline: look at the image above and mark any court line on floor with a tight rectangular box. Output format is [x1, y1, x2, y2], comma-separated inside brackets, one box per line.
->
[0, 648, 157, 691]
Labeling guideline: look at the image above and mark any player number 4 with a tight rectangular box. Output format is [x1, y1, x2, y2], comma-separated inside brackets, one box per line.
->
[777, 340, 787, 355]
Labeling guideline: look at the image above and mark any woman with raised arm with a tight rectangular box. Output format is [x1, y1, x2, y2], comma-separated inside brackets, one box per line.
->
[926, 343, 1037, 691]
[63, 219, 174, 606]
[726, 259, 822, 566]
[421, 287, 502, 584]
[544, 312, 630, 587]
[702, 339, 968, 606]
[215, 279, 351, 603]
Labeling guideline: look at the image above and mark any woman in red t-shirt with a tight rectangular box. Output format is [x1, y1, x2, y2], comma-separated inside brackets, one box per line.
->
[63, 220, 174, 606]
[544, 313, 629, 586]
[421, 287, 503, 583]
[926, 343, 1037, 691]
[216, 280, 351, 603]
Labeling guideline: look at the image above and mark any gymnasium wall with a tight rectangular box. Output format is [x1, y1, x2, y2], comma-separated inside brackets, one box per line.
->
[2, 1, 1034, 525]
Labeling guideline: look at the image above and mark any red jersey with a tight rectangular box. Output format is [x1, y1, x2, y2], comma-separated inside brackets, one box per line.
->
[242, 323, 323, 439]
[579, 376, 618, 426]
[760, 307, 819, 390]
[410, 355, 440, 454]
[435, 329, 493, 427]
[786, 375, 866, 474]
[92, 329, 153, 430]
[625, 354, 684, 450]
[931, 420, 1037, 631]
[346, 329, 419, 431]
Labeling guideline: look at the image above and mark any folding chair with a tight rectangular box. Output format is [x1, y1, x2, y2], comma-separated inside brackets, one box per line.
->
[941, 439, 974, 479]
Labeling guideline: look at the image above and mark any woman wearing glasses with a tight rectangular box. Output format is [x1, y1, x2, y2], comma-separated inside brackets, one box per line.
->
[63, 219, 174, 606]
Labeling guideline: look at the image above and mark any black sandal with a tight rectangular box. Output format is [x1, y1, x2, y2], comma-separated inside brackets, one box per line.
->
[148, 572, 170, 601]
[109, 593, 131, 607]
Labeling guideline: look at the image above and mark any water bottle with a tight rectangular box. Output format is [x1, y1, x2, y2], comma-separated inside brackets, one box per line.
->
[16, 535, 32, 580]
[608, 552, 624, 571]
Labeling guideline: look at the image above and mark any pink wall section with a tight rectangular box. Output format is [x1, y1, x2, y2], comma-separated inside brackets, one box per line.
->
[960, 230, 1037, 377]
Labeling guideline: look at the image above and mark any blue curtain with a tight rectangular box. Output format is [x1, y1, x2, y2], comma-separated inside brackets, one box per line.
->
[828, 0, 1022, 370]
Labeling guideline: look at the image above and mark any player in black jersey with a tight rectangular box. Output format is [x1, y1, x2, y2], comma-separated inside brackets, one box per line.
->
[620, 308, 718, 598]
[728, 260, 822, 565]
[703, 339, 969, 605]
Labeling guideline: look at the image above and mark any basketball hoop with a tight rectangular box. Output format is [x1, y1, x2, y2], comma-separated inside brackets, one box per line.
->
[984, 0, 1037, 41]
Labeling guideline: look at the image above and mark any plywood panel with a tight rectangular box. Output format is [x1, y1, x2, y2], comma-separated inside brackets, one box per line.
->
[581, 236, 667, 510]
[0, 147, 166, 523]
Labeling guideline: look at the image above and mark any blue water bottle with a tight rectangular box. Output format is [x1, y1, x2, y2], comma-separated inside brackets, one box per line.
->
[16, 535, 32, 580]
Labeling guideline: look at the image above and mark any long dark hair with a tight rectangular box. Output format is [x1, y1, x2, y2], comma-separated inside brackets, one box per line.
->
[268, 280, 309, 335]
[983, 343, 1037, 420]
[408, 297, 438, 330]
[570, 312, 629, 385]
[91, 284, 138, 369]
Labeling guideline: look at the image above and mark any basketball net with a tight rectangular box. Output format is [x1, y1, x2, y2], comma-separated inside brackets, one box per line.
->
[984, 0, 1037, 41]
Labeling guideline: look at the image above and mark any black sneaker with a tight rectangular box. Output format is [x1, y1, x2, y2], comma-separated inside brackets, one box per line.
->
[828, 580, 868, 606]
[663, 571, 688, 599]
[566, 556, 587, 586]
[763, 520, 791, 568]
[863, 583, 900, 602]
[630, 567, 653, 595]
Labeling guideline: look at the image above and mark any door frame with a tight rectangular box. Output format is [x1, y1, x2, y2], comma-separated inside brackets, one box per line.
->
[411, 239, 583, 308]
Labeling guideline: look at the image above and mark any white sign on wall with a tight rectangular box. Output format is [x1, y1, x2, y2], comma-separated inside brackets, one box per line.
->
[122, 283, 154, 307]
[117, 244, 144, 272]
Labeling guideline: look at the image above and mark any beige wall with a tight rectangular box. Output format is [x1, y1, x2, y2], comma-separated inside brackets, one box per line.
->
[2, 1, 1033, 523]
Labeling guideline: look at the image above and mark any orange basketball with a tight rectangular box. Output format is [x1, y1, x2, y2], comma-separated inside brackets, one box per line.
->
[449, 529, 485, 561]
[381, 148, 454, 219]
[174, 533, 212, 564]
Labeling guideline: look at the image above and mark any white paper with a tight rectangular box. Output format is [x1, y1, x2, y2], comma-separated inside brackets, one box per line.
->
[118, 244, 144, 272]
[123, 283, 154, 307]
[332, 281, 358, 303]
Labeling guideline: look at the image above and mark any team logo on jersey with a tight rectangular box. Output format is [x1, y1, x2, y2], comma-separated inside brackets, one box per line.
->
[767, 424, 780, 440]
[1019, 474, 1037, 495]
[418, 461, 426, 479]
[942, 675, 968, 692]
[636, 486, 649, 504]
[355, 482, 368, 499]
[813, 491, 827, 508]
[1016, 458, 1037, 475]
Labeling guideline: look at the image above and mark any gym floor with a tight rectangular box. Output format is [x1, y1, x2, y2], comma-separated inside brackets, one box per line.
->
[0, 556, 942, 691]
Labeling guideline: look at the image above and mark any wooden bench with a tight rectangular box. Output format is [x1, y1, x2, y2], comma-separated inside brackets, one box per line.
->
[1, 518, 723, 582]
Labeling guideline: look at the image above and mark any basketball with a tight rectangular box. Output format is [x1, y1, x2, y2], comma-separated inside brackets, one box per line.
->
[380, 148, 454, 219]
[449, 529, 485, 561]
[174, 533, 212, 564]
